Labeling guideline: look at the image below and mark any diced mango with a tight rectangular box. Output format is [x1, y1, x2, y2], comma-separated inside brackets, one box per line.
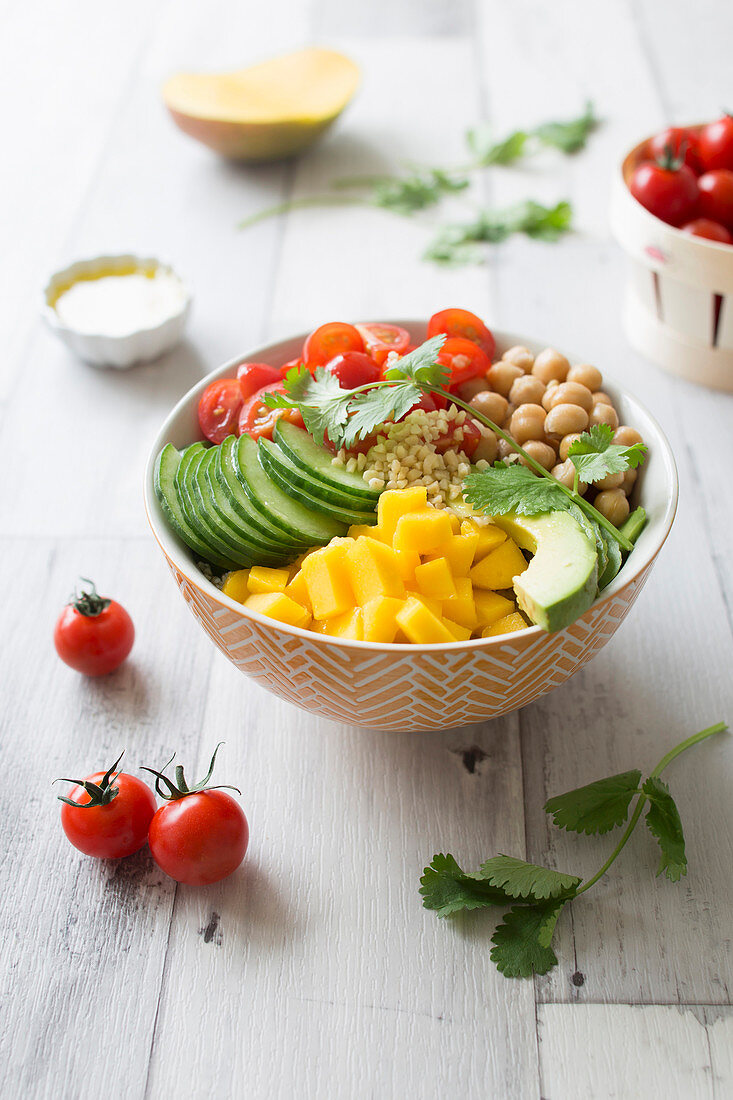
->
[461, 520, 508, 560]
[445, 619, 472, 641]
[395, 596, 455, 644]
[362, 596, 404, 643]
[393, 509, 454, 553]
[483, 611, 529, 637]
[348, 523, 376, 539]
[300, 543, 354, 619]
[377, 486, 428, 543]
[414, 557, 457, 601]
[248, 566, 290, 594]
[449, 513, 461, 534]
[221, 569, 250, 603]
[428, 533, 479, 576]
[245, 592, 311, 629]
[395, 548, 421, 588]
[442, 577, 478, 630]
[284, 569, 312, 612]
[323, 608, 363, 640]
[415, 594, 443, 617]
[470, 538, 528, 590]
[474, 590, 515, 628]
[345, 537, 406, 604]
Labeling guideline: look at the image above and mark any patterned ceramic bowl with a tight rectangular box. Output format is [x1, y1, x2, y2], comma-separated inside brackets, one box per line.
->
[144, 324, 678, 732]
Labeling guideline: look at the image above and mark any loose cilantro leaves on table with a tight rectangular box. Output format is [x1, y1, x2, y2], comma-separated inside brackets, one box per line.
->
[420, 723, 727, 979]
[567, 424, 648, 487]
[534, 100, 598, 154]
[424, 200, 573, 265]
[465, 127, 529, 166]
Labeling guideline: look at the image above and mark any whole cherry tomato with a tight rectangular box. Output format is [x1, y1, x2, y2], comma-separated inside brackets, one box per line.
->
[54, 579, 134, 676]
[427, 308, 496, 358]
[143, 745, 248, 886]
[238, 381, 304, 441]
[198, 378, 245, 444]
[696, 170, 733, 228]
[646, 127, 702, 174]
[303, 322, 364, 367]
[356, 322, 411, 366]
[236, 363, 281, 399]
[437, 337, 491, 387]
[681, 218, 733, 244]
[629, 157, 699, 226]
[698, 115, 733, 173]
[325, 351, 381, 389]
[56, 752, 156, 859]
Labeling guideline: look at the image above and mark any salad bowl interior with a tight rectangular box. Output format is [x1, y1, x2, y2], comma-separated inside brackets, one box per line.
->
[144, 323, 678, 731]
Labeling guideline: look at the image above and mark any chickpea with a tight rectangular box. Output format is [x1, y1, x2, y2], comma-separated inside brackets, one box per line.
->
[621, 468, 637, 495]
[592, 391, 613, 407]
[551, 460, 588, 493]
[510, 403, 546, 444]
[567, 363, 603, 391]
[497, 436, 518, 460]
[469, 390, 509, 427]
[532, 348, 570, 385]
[545, 381, 594, 414]
[559, 432, 581, 461]
[455, 377, 490, 403]
[473, 429, 499, 464]
[520, 440, 556, 471]
[544, 403, 590, 439]
[487, 361, 523, 396]
[509, 374, 546, 406]
[594, 489, 630, 527]
[502, 345, 534, 373]
[542, 379, 560, 411]
[613, 425, 644, 447]
[589, 403, 619, 430]
[594, 471, 624, 491]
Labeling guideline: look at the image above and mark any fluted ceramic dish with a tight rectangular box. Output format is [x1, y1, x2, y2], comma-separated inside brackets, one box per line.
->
[144, 323, 678, 732]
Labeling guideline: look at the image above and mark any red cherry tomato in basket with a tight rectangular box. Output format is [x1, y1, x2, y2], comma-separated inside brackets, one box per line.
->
[236, 362, 281, 399]
[303, 322, 364, 367]
[696, 170, 733, 228]
[356, 322, 411, 366]
[681, 218, 733, 244]
[646, 127, 702, 174]
[238, 381, 304, 441]
[629, 159, 699, 226]
[57, 753, 156, 859]
[325, 351, 381, 389]
[437, 337, 491, 387]
[54, 579, 134, 677]
[198, 379, 245, 444]
[698, 115, 733, 173]
[427, 308, 495, 358]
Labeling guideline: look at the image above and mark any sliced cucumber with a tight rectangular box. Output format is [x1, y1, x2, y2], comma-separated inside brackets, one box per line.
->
[274, 421, 380, 503]
[217, 436, 311, 547]
[202, 448, 298, 559]
[183, 450, 256, 568]
[154, 444, 239, 570]
[259, 439, 378, 527]
[236, 434, 346, 544]
[263, 436, 377, 512]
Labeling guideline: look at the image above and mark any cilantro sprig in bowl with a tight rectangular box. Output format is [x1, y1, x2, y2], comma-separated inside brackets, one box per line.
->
[144, 321, 678, 732]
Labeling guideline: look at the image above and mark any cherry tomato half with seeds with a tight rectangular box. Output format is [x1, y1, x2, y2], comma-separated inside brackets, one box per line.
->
[54, 579, 134, 676]
[238, 381, 304, 441]
[280, 357, 306, 377]
[356, 322, 411, 366]
[698, 115, 733, 173]
[629, 159, 699, 226]
[681, 218, 733, 244]
[696, 170, 733, 229]
[427, 308, 496, 358]
[303, 322, 364, 367]
[433, 416, 482, 458]
[646, 127, 702, 174]
[325, 351, 382, 389]
[57, 753, 156, 859]
[198, 378, 245, 444]
[437, 337, 491, 387]
[236, 362, 281, 399]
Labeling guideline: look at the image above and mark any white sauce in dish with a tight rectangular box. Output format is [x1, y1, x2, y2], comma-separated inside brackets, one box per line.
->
[54, 270, 187, 335]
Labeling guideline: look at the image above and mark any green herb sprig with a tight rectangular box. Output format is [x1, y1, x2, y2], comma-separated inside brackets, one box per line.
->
[421, 722, 727, 978]
[424, 199, 573, 266]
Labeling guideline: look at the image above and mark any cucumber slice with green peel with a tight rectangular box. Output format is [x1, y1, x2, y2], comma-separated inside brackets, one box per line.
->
[217, 436, 311, 547]
[202, 448, 299, 560]
[183, 450, 257, 568]
[259, 439, 378, 527]
[154, 445, 240, 571]
[263, 436, 378, 512]
[274, 421, 380, 503]
[619, 506, 647, 548]
[175, 443, 207, 529]
[236, 434, 346, 544]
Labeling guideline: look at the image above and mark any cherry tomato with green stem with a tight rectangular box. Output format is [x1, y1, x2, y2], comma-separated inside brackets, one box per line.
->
[698, 115, 733, 172]
[56, 752, 156, 859]
[303, 322, 364, 367]
[427, 308, 495, 358]
[54, 579, 134, 676]
[629, 155, 699, 226]
[646, 127, 702, 174]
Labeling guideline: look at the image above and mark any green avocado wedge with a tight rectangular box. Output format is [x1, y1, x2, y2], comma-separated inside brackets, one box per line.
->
[493, 511, 598, 633]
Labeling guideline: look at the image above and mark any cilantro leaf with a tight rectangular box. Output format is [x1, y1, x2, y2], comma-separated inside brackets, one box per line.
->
[643, 777, 687, 882]
[490, 902, 565, 978]
[419, 854, 514, 917]
[424, 200, 573, 265]
[534, 101, 598, 154]
[463, 463, 570, 517]
[544, 770, 643, 835]
[341, 383, 420, 448]
[479, 855, 581, 900]
[371, 169, 469, 215]
[270, 366, 352, 447]
[568, 425, 648, 485]
[383, 334, 449, 388]
[466, 127, 528, 166]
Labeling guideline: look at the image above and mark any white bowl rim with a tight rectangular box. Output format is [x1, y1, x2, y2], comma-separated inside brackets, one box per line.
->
[144, 322, 679, 651]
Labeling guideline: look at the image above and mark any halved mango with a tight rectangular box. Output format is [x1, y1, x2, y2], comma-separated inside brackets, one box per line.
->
[163, 49, 360, 161]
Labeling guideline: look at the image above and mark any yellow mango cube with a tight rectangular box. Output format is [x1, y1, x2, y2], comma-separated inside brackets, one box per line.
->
[470, 538, 528, 590]
[449, 513, 461, 534]
[248, 566, 290, 594]
[362, 596, 404, 643]
[428, 533, 479, 576]
[377, 487, 428, 543]
[221, 569, 250, 604]
[483, 611, 529, 637]
[395, 548, 421, 588]
[461, 520, 508, 560]
[348, 524, 377, 539]
[443, 577, 478, 630]
[414, 557, 457, 601]
[474, 590, 515, 629]
[445, 619, 472, 641]
[345, 537, 406, 605]
[415, 594, 443, 617]
[284, 570, 312, 613]
[393, 509, 454, 554]
[396, 596, 455, 644]
[301, 544, 354, 620]
[245, 592, 311, 629]
[323, 608, 363, 640]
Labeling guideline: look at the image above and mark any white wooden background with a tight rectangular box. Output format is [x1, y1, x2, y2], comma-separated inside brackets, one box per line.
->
[1, 1, 732, 1097]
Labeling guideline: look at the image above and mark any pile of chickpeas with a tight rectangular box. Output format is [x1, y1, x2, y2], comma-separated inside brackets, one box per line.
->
[457, 346, 644, 528]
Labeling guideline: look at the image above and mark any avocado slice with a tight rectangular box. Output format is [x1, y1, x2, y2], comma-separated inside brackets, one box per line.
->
[492, 511, 598, 633]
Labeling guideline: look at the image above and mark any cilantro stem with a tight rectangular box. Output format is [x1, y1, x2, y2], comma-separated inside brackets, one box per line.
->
[650, 721, 727, 778]
[238, 194, 369, 230]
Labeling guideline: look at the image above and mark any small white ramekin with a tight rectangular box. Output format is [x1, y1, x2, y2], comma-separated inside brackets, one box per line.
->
[42, 254, 192, 369]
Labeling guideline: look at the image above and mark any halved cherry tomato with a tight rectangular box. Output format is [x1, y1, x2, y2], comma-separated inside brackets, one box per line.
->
[696, 170, 733, 229]
[356, 322, 411, 366]
[427, 308, 496, 358]
[698, 115, 733, 173]
[198, 379, 245, 445]
[325, 352, 381, 390]
[236, 362, 281, 399]
[433, 416, 482, 458]
[646, 127, 702, 174]
[303, 322, 364, 367]
[280, 357, 305, 377]
[437, 337, 491, 387]
[681, 218, 733, 244]
[238, 381, 304, 441]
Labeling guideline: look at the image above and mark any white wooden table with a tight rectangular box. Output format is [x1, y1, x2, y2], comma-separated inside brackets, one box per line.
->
[1, 1, 732, 1096]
